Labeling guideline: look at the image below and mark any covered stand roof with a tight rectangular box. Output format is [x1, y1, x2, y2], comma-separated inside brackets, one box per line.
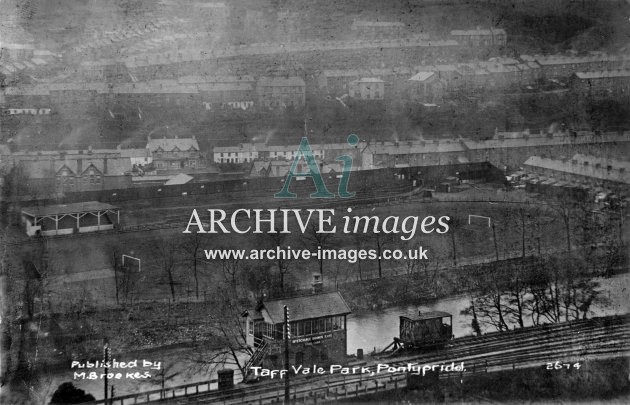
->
[257, 292, 351, 324]
[22, 202, 118, 218]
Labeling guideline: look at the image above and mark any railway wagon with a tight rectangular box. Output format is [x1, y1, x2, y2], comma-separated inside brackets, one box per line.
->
[398, 311, 453, 349]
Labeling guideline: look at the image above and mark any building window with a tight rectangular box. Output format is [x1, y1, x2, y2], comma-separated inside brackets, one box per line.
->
[248, 320, 254, 336]
[263, 323, 275, 339]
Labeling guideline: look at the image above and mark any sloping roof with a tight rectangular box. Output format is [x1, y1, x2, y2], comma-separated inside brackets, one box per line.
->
[574, 70, 630, 79]
[523, 156, 630, 184]
[196, 82, 253, 92]
[22, 202, 118, 217]
[147, 137, 200, 152]
[164, 173, 193, 185]
[251, 160, 270, 173]
[352, 20, 406, 28]
[409, 71, 435, 82]
[177, 75, 255, 84]
[260, 292, 351, 323]
[451, 28, 506, 36]
[351, 77, 384, 83]
[268, 160, 292, 177]
[119, 148, 151, 158]
[321, 69, 369, 78]
[257, 76, 305, 87]
[571, 153, 630, 172]
[21, 157, 132, 178]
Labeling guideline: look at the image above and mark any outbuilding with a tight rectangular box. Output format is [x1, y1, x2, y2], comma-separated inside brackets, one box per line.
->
[21, 201, 120, 236]
[243, 290, 351, 371]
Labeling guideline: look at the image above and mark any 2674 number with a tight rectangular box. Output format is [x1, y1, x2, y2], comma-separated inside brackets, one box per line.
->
[546, 361, 581, 370]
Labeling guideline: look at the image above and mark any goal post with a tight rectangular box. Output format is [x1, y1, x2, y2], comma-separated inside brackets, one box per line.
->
[122, 254, 141, 272]
[468, 214, 491, 228]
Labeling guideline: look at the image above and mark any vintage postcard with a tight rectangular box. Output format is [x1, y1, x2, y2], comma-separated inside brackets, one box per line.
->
[0, 0, 628, 404]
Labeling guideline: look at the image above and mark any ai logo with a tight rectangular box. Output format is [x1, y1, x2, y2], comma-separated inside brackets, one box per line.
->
[274, 134, 359, 199]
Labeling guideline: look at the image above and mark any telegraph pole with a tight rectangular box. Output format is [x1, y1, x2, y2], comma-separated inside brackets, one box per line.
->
[284, 305, 290, 403]
[103, 340, 110, 404]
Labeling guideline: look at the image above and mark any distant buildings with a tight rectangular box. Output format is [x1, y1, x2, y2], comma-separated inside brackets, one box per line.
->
[523, 153, 630, 193]
[351, 20, 408, 39]
[213, 140, 373, 170]
[7, 148, 134, 195]
[146, 136, 202, 170]
[210, 131, 630, 179]
[408, 72, 446, 103]
[214, 143, 262, 164]
[256, 77, 305, 109]
[571, 70, 630, 100]
[0, 43, 35, 60]
[450, 28, 507, 47]
[529, 54, 630, 80]
[348, 78, 385, 100]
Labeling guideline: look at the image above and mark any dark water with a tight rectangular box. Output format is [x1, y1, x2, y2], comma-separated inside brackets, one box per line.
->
[346, 274, 629, 354]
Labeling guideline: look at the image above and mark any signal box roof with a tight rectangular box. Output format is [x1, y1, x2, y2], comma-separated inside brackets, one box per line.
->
[257, 292, 351, 324]
[22, 202, 118, 217]
[401, 311, 452, 321]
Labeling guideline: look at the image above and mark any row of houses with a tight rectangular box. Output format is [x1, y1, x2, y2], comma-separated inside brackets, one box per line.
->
[571, 70, 630, 100]
[212, 140, 372, 168]
[213, 130, 629, 173]
[2, 75, 305, 112]
[60, 26, 492, 83]
[68, 17, 187, 62]
[0, 44, 61, 79]
[317, 53, 630, 103]
[522, 153, 630, 194]
[3, 129, 627, 196]
[0, 137, 203, 195]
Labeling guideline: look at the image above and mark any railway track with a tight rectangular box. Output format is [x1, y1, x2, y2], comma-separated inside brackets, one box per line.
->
[134, 315, 629, 405]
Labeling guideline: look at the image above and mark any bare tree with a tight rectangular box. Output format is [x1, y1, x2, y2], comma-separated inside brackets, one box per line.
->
[180, 233, 204, 299]
[551, 196, 575, 253]
[265, 231, 293, 295]
[363, 232, 396, 278]
[105, 242, 123, 305]
[302, 222, 335, 279]
[447, 216, 464, 266]
[149, 238, 181, 301]
[184, 288, 253, 379]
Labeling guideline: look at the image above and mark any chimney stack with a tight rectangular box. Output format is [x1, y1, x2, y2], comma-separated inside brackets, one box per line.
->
[311, 273, 323, 294]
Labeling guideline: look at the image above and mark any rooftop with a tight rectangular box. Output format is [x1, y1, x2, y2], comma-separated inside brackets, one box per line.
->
[523, 155, 630, 184]
[258, 291, 351, 323]
[450, 28, 506, 36]
[351, 77, 385, 83]
[401, 311, 452, 321]
[22, 202, 118, 217]
[352, 21, 406, 28]
[409, 71, 435, 82]
[257, 76, 305, 87]
[147, 137, 200, 152]
[574, 69, 630, 79]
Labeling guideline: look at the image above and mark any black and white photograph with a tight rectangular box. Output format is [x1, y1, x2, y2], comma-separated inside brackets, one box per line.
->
[0, 0, 629, 404]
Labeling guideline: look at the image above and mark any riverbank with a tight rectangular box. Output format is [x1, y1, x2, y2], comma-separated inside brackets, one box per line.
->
[339, 250, 627, 313]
